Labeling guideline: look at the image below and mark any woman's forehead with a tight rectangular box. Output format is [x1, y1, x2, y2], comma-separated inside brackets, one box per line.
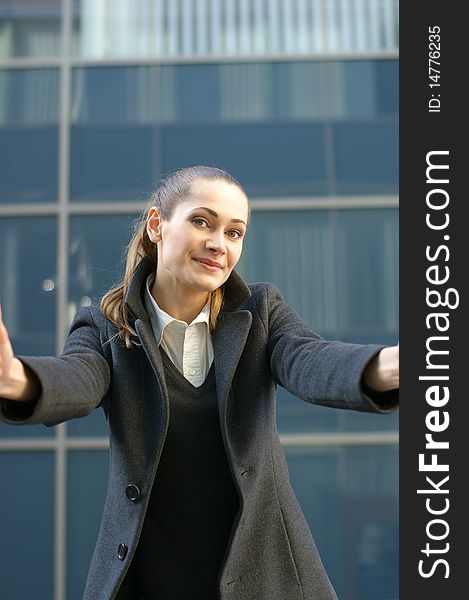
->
[183, 179, 249, 220]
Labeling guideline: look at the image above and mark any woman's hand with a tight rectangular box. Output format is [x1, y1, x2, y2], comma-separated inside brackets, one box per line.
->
[363, 344, 399, 393]
[0, 303, 40, 402]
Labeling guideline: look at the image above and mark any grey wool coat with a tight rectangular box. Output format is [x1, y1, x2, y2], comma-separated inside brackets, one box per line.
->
[1, 255, 398, 600]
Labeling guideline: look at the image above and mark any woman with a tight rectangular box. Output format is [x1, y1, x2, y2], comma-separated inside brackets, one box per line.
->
[0, 166, 399, 600]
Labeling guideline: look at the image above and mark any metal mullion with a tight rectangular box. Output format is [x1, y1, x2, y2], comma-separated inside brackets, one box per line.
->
[0, 436, 109, 451]
[0, 439, 59, 451]
[60, 195, 400, 211]
[0, 204, 60, 216]
[0, 54, 395, 69]
[54, 1, 73, 598]
[0, 196, 399, 219]
[8, 50, 397, 67]
[280, 431, 398, 447]
[0, 59, 62, 69]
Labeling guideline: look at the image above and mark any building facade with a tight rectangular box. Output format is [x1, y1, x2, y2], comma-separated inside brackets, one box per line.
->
[0, 1, 399, 599]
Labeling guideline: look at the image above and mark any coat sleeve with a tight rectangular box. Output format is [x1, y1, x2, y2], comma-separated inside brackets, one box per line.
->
[263, 283, 398, 413]
[0, 306, 111, 427]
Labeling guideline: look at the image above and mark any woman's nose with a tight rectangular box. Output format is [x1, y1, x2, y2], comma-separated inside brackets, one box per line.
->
[206, 229, 227, 253]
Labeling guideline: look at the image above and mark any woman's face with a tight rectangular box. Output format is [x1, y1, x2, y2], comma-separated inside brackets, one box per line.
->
[147, 178, 249, 297]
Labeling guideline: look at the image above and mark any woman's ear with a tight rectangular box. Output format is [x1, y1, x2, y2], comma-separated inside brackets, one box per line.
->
[146, 206, 163, 243]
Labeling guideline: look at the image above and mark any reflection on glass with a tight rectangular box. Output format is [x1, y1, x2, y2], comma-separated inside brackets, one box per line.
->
[71, 0, 399, 59]
[70, 61, 397, 202]
[336, 209, 399, 339]
[70, 63, 326, 126]
[238, 209, 399, 342]
[286, 445, 398, 600]
[237, 208, 398, 434]
[0, 217, 56, 354]
[0, 217, 56, 438]
[67, 214, 136, 436]
[0, 69, 59, 203]
[0, 0, 61, 58]
[68, 214, 135, 312]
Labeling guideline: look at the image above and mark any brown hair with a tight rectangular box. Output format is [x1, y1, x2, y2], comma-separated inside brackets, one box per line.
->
[100, 165, 249, 348]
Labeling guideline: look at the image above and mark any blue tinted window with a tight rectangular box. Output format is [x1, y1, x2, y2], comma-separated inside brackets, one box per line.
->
[375, 60, 399, 115]
[344, 62, 376, 116]
[0, 419, 55, 439]
[70, 62, 397, 201]
[286, 445, 398, 600]
[67, 450, 109, 600]
[327, 61, 375, 118]
[237, 208, 398, 434]
[276, 386, 398, 434]
[176, 64, 221, 122]
[325, 60, 398, 119]
[335, 209, 399, 340]
[0, 217, 57, 438]
[71, 121, 328, 201]
[0, 217, 56, 354]
[71, 62, 327, 126]
[274, 62, 325, 119]
[68, 215, 135, 305]
[333, 122, 398, 194]
[70, 126, 154, 202]
[0, 451, 54, 597]
[0, 69, 59, 203]
[0, 1, 61, 58]
[67, 214, 135, 436]
[162, 123, 327, 197]
[238, 209, 398, 341]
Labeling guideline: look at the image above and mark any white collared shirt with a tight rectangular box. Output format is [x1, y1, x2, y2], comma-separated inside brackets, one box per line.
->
[144, 273, 214, 388]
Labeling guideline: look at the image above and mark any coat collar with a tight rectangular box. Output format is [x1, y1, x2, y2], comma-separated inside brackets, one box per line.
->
[124, 254, 252, 323]
[125, 254, 254, 444]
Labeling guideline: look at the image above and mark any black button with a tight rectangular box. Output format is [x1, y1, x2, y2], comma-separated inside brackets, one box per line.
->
[117, 543, 128, 561]
[126, 484, 141, 502]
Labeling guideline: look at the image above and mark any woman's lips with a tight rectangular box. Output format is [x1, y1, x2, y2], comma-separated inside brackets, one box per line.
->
[193, 258, 223, 271]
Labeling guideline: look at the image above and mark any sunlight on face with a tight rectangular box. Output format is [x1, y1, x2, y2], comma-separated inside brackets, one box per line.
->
[153, 178, 249, 302]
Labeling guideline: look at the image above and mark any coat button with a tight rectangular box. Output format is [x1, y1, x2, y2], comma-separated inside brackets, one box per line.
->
[126, 484, 141, 502]
[117, 543, 128, 561]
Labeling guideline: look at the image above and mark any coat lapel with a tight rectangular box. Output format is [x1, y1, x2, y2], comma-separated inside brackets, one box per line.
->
[212, 309, 253, 419]
[135, 310, 253, 433]
[134, 318, 168, 405]
[125, 255, 253, 422]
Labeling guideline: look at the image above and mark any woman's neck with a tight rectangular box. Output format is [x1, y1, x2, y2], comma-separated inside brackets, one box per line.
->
[150, 281, 209, 324]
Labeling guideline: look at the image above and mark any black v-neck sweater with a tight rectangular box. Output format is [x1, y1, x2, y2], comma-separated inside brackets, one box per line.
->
[132, 349, 240, 600]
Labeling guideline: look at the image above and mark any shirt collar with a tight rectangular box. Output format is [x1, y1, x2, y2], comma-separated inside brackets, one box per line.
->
[144, 273, 210, 344]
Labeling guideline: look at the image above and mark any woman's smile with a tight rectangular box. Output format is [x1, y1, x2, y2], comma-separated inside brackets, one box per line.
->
[193, 257, 224, 271]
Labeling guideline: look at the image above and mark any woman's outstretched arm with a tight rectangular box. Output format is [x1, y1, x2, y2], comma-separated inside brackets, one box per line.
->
[264, 282, 398, 412]
[0, 302, 111, 426]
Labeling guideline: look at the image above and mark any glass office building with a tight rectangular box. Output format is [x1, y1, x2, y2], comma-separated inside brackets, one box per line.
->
[0, 1, 399, 599]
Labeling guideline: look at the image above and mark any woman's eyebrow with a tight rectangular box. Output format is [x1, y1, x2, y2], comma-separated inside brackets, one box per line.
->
[188, 206, 247, 226]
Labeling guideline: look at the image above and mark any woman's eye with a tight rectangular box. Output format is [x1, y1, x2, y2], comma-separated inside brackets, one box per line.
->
[227, 230, 242, 239]
[192, 218, 207, 227]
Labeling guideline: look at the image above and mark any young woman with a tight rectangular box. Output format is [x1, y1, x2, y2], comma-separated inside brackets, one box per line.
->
[0, 165, 399, 600]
